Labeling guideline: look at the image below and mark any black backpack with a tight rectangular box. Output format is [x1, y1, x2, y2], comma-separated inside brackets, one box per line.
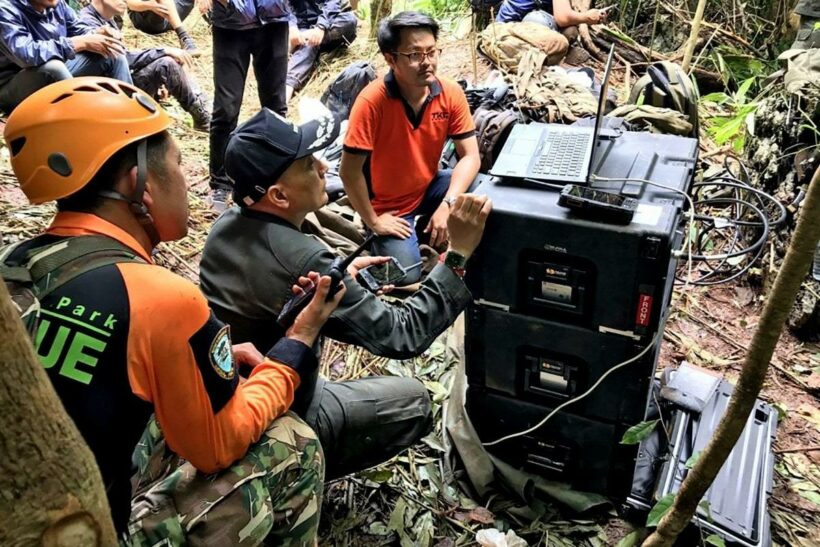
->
[473, 107, 520, 172]
[321, 62, 377, 121]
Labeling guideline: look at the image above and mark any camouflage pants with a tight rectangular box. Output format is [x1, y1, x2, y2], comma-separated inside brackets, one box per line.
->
[123, 412, 323, 546]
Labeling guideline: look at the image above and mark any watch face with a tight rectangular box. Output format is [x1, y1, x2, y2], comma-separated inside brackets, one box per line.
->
[445, 250, 467, 269]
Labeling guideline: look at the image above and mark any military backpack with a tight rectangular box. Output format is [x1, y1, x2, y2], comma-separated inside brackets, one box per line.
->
[0, 235, 145, 339]
[629, 61, 700, 137]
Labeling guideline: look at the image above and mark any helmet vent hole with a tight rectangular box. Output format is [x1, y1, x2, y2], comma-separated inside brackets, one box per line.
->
[51, 93, 72, 104]
[99, 82, 118, 94]
[135, 93, 157, 113]
[10, 137, 26, 156]
[119, 84, 137, 98]
[48, 153, 73, 177]
[74, 85, 99, 93]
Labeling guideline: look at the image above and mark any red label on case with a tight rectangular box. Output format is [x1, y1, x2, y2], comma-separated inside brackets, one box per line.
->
[635, 293, 653, 327]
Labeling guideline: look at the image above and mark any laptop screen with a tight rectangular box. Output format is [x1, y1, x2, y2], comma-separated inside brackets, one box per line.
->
[587, 44, 616, 182]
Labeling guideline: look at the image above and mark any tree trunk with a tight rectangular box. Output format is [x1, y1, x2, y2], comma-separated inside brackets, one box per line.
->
[642, 167, 820, 547]
[369, 0, 393, 40]
[0, 276, 116, 546]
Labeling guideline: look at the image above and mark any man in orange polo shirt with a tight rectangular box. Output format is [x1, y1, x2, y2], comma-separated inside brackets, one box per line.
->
[340, 11, 480, 283]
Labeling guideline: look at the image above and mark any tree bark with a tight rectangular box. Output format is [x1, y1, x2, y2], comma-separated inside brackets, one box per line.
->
[642, 168, 820, 547]
[0, 276, 116, 546]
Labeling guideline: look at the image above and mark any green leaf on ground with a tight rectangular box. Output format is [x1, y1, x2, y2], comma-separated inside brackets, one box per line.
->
[705, 534, 726, 547]
[685, 451, 701, 469]
[361, 468, 393, 483]
[646, 493, 675, 527]
[621, 419, 660, 445]
[699, 500, 714, 523]
[388, 497, 408, 537]
[615, 530, 641, 547]
[368, 521, 391, 535]
[772, 403, 789, 421]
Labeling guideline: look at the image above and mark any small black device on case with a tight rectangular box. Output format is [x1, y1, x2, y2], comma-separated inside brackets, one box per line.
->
[557, 184, 638, 224]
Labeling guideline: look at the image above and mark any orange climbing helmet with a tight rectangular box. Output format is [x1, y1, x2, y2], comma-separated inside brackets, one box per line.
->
[4, 77, 172, 204]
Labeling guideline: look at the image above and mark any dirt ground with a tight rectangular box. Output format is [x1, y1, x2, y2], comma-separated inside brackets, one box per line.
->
[0, 9, 818, 547]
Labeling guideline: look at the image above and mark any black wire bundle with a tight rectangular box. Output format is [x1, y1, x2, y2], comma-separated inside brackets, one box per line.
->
[678, 155, 787, 286]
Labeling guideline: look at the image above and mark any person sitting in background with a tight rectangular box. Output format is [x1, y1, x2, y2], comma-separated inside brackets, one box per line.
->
[126, 0, 202, 55]
[0, 0, 131, 114]
[286, 0, 358, 101]
[79, 0, 211, 130]
[339, 11, 481, 284]
[495, 0, 607, 41]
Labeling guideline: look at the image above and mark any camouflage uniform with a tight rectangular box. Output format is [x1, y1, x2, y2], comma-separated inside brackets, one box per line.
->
[125, 412, 323, 546]
[793, 0, 820, 49]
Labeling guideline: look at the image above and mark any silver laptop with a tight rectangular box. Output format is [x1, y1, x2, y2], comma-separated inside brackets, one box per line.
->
[489, 44, 615, 184]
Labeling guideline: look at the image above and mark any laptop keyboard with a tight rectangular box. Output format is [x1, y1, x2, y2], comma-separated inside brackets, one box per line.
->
[531, 131, 591, 178]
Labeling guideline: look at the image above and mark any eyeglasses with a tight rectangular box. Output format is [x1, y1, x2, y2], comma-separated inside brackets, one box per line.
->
[392, 48, 443, 64]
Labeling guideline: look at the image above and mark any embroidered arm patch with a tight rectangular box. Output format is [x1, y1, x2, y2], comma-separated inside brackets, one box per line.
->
[189, 312, 239, 413]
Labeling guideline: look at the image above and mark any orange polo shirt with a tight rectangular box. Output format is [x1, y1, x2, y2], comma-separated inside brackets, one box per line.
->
[344, 72, 476, 216]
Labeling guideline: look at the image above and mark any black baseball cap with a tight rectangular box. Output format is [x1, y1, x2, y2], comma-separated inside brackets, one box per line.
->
[225, 108, 340, 207]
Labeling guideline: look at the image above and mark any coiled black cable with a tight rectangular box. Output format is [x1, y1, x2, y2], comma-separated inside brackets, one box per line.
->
[675, 155, 787, 285]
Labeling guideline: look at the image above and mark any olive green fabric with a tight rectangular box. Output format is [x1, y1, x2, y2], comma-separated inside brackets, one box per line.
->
[779, 48, 820, 98]
[514, 48, 599, 123]
[628, 61, 699, 137]
[610, 104, 694, 136]
[478, 22, 569, 73]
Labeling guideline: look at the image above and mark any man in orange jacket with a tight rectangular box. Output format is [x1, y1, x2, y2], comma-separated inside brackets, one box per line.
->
[2, 76, 338, 545]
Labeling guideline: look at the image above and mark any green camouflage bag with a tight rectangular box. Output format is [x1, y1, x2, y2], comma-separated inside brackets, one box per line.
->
[629, 61, 700, 137]
[478, 22, 569, 73]
[514, 48, 599, 123]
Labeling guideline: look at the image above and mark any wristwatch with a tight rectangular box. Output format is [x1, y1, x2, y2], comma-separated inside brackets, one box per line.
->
[441, 249, 468, 277]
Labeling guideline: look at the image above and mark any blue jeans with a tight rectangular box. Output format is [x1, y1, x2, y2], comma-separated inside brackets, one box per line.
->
[371, 170, 477, 284]
[66, 51, 133, 84]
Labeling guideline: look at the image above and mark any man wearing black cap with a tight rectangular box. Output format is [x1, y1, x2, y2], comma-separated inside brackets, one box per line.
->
[199, 108, 492, 479]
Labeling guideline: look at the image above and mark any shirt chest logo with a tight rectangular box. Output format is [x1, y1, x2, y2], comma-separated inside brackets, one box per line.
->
[431, 111, 449, 122]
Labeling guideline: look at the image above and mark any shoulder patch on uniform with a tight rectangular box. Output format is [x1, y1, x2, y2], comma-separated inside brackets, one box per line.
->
[189, 312, 239, 413]
[209, 325, 235, 380]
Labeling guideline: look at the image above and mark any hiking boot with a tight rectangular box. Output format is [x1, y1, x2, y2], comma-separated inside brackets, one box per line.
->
[175, 27, 201, 57]
[188, 95, 211, 132]
[209, 187, 230, 213]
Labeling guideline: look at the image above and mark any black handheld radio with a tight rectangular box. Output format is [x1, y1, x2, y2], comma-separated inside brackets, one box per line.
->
[277, 234, 376, 328]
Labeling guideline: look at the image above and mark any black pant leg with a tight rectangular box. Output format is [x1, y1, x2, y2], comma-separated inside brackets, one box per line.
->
[252, 21, 289, 115]
[209, 26, 252, 189]
[306, 376, 433, 479]
[323, 11, 357, 46]
[129, 0, 196, 34]
[0, 60, 72, 114]
[132, 56, 198, 111]
[285, 43, 320, 92]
